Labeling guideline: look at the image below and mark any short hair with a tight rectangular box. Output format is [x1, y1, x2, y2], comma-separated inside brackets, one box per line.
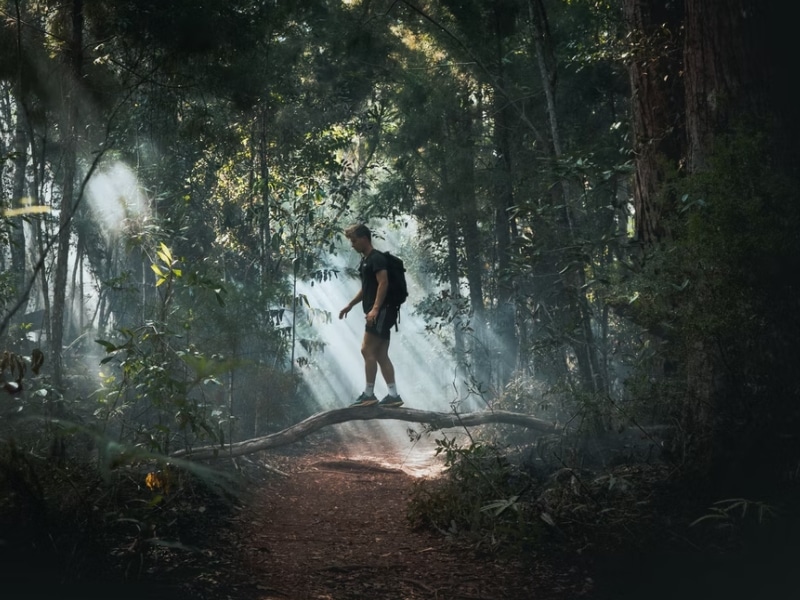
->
[344, 223, 371, 241]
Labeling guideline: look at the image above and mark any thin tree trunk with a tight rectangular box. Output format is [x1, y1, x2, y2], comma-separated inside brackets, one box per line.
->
[10, 99, 28, 297]
[438, 115, 468, 402]
[258, 111, 273, 280]
[446, 218, 466, 385]
[490, 4, 518, 390]
[457, 122, 489, 401]
[529, 0, 607, 399]
[51, 0, 84, 386]
[7, 0, 29, 304]
[31, 117, 52, 344]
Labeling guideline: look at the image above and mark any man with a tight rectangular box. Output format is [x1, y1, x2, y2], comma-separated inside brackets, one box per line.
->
[339, 224, 404, 407]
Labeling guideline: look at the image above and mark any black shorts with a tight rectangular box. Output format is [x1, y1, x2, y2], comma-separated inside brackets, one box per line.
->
[366, 305, 398, 340]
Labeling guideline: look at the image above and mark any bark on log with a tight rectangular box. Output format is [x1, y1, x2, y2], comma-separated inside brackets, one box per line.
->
[171, 406, 559, 461]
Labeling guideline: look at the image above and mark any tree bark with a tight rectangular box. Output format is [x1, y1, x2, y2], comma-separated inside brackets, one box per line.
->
[626, 0, 791, 476]
[683, 0, 763, 172]
[51, 0, 84, 387]
[10, 94, 27, 297]
[680, 0, 780, 469]
[622, 0, 684, 245]
[454, 92, 489, 396]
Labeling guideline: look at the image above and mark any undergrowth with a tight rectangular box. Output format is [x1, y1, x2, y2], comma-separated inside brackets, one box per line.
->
[407, 435, 544, 554]
[0, 420, 240, 593]
[407, 428, 800, 588]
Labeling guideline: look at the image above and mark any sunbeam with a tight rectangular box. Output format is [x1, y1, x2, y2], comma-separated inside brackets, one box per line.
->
[85, 161, 149, 244]
[294, 221, 466, 476]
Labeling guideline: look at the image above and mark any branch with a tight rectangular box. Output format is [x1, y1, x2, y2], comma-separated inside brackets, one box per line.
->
[392, 0, 549, 148]
[171, 407, 559, 461]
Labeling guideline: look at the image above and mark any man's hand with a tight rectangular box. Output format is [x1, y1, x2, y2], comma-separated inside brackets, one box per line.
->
[339, 304, 352, 319]
[365, 307, 379, 325]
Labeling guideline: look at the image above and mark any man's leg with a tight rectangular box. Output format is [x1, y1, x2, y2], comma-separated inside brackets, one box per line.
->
[374, 338, 395, 385]
[363, 308, 402, 406]
[371, 306, 397, 385]
[362, 332, 394, 383]
[361, 332, 380, 386]
[347, 332, 383, 405]
[373, 338, 403, 406]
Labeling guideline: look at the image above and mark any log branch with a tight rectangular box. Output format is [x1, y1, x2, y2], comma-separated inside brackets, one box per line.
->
[171, 406, 559, 461]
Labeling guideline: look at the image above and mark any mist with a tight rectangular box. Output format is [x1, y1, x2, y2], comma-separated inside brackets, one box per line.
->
[293, 221, 469, 476]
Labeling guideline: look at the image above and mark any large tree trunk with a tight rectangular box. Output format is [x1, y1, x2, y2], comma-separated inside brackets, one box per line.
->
[683, 0, 766, 172]
[680, 0, 790, 474]
[622, 0, 685, 246]
[626, 0, 795, 479]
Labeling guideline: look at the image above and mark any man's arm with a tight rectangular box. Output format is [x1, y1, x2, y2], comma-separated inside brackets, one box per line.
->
[366, 270, 388, 324]
[339, 289, 364, 319]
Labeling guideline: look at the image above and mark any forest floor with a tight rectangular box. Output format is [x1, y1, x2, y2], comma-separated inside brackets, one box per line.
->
[165, 430, 798, 600]
[193, 437, 589, 600]
[6, 422, 797, 600]
[172, 431, 593, 600]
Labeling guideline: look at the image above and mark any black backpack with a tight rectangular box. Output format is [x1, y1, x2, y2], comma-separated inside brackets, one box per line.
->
[383, 251, 408, 309]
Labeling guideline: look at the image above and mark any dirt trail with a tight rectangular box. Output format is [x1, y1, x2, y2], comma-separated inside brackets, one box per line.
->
[219, 432, 586, 600]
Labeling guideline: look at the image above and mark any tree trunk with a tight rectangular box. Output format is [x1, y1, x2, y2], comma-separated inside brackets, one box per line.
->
[437, 111, 468, 397]
[622, 0, 684, 245]
[626, 0, 793, 478]
[683, 0, 763, 173]
[446, 217, 467, 384]
[680, 0, 782, 472]
[51, 0, 84, 386]
[172, 405, 559, 460]
[10, 98, 27, 297]
[258, 110, 273, 280]
[529, 0, 607, 400]
[489, 4, 518, 390]
[0, 94, 6, 276]
[448, 90, 490, 400]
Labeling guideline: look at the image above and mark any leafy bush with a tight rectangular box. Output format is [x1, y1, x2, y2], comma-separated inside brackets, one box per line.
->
[407, 435, 543, 553]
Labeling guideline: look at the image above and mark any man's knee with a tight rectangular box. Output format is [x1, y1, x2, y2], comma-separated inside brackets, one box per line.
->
[361, 341, 380, 361]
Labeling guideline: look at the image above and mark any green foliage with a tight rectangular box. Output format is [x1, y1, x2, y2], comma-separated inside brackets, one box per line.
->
[691, 498, 778, 531]
[408, 436, 543, 553]
[687, 496, 798, 561]
[93, 243, 234, 454]
[94, 325, 227, 454]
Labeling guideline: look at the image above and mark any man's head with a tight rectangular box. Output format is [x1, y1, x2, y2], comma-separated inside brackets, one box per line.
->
[344, 223, 373, 254]
[344, 223, 371, 242]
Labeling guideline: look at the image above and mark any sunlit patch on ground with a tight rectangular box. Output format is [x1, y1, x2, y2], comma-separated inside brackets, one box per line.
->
[329, 421, 473, 478]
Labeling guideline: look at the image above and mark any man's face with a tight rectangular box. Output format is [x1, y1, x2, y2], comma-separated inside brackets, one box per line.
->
[348, 235, 367, 253]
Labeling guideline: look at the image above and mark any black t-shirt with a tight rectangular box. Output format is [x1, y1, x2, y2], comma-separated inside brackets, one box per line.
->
[359, 250, 388, 312]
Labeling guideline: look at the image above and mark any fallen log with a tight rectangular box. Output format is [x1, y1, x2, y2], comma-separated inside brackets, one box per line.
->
[171, 406, 559, 460]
